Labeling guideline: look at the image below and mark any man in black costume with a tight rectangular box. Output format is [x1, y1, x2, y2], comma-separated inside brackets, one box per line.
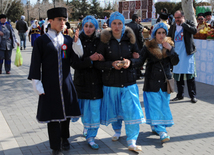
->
[28, 7, 81, 155]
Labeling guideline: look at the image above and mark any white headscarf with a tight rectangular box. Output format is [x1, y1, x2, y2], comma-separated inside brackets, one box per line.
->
[30, 20, 38, 30]
[43, 18, 49, 34]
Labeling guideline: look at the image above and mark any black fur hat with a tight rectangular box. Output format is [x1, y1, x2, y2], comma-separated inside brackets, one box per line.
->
[47, 7, 67, 20]
[0, 14, 6, 19]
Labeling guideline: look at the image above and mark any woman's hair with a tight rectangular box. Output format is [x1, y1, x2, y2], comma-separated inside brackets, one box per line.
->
[154, 28, 167, 37]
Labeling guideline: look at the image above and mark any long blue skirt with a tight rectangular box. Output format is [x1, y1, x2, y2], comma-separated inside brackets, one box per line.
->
[31, 33, 40, 47]
[101, 84, 145, 126]
[79, 99, 101, 129]
[143, 89, 174, 127]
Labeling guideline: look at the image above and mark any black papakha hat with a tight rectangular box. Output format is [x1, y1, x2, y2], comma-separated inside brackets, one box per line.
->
[47, 7, 67, 20]
[0, 14, 6, 19]
[79, 15, 84, 20]
[205, 11, 212, 16]
[197, 13, 205, 17]
[160, 13, 168, 20]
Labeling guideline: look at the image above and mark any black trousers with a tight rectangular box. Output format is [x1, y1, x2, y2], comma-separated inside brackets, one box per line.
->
[47, 118, 70, 150]
[176, 74, 196, 99]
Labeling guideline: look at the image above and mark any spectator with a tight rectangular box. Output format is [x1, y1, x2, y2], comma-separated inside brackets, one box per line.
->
[16, 15, 28, 50]
[102, 22, 108, 29]
[196, 13, 207, 33]
[205, 11, 214, 27]
[126, 14, 144, 79]
[65, 22, 74, 38]
[0, 14, 19, 74]
[168, 10, 197, 103]
[28, 20, 41, 47]
[77, 15, 84, 31]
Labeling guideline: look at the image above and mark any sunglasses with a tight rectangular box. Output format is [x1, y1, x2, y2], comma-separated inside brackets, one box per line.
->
[198, 18, 204, 20]
[157, 32, 166, 34]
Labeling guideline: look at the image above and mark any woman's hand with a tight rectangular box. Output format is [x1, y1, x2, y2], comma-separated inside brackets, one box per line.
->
[132, 52, 139, 59]
[98, 54, 105, 61]
[162, 41, 172, 51]
[74, 28, 79, 43]
[112, 60, 123, 70]
[90, 52, 100, 61]
[123, 58, 131, 69]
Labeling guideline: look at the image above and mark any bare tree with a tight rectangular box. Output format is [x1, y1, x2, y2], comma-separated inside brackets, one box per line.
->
[209, 0, 214, 12]
[182, 0, 197, 26]
[1, 0, 19, 14]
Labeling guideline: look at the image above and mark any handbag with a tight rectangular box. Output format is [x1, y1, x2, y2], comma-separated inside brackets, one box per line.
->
[160, 62, 174, 94]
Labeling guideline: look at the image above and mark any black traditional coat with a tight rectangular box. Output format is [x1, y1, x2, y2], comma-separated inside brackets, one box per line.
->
[28, 34, 81, 123]
[71, 32, 103, 100]
[140, 37, 179, 92]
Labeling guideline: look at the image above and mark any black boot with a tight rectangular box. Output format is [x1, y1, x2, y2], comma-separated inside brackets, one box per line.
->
[52, 150, 64, 155]
[61, 138, 70, 150]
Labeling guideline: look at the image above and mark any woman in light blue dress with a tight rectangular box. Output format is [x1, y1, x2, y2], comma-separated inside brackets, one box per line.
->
[95, 12, 145, 152]
[71, 15, 104, 150]
[140, 22, 179, 142]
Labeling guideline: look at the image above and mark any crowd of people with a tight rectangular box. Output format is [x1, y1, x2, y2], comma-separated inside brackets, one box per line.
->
[0, 6, 200, 155]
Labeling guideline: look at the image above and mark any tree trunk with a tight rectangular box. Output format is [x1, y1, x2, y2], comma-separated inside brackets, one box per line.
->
[182, 0, 197, 26]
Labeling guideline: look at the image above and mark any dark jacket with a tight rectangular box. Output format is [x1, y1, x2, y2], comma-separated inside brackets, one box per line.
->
[71, 32, 103, 100]
[94, 27, 142, 88]
[140, 38, 179, 92]
[168, 20, 197, 55]
[126, 21, 144, 50]
[28, 34, 81, 122]
[16, 19, 28, 33]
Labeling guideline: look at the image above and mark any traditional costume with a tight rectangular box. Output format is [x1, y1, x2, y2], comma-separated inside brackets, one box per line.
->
[71, 15, 102, 150]
[95, 12, 145, 152]
[28, 20, 41, 47]
[140, 22, 179, 142]
[28, 7, 81, 154]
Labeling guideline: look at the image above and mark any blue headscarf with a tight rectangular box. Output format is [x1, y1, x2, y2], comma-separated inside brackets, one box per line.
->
[109, 11, 125, 38]
[82, 15, 98, 34]
[151, 22, 168, 39]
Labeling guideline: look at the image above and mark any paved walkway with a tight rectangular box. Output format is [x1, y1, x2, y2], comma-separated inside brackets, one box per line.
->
[0, 30, 214, 155]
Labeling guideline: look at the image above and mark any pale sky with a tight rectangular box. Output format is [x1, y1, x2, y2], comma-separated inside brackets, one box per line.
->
[29, 0, 208, 5]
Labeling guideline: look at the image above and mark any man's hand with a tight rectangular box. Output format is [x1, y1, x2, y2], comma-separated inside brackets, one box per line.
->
[0, 31, 4, 36]
[17, 42, 20, 46]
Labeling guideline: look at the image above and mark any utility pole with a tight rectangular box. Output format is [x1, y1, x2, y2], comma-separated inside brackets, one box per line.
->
[54, 0, 55, 8]
[27, 0, 30, 25]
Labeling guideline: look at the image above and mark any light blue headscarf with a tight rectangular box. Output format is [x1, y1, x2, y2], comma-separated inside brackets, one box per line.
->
[82, 15, 98, 34]
[151, 22, 168, 39]
[109, 11, 125, 38]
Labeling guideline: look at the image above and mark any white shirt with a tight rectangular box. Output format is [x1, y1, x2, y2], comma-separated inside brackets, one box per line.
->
[176, 23, 183, 33]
